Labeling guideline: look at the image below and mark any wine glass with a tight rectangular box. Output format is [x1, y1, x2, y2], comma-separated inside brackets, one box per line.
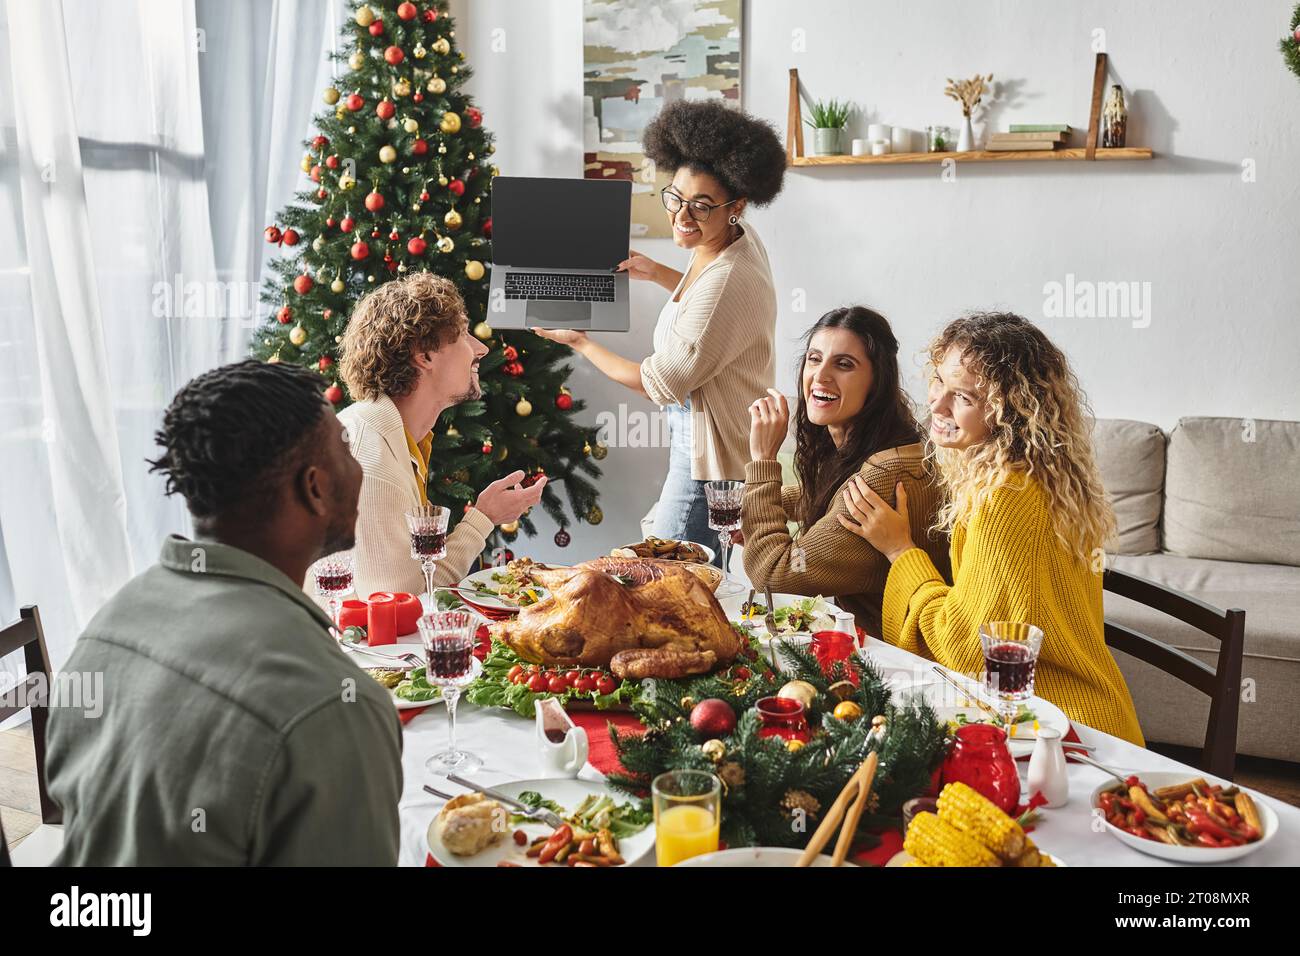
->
[313, 552, 354, 628]
[704, 479, 745, 598]
[978, 622, 1044, 729]
[417, 610, 483, 775]
[405, 504, 449, 611]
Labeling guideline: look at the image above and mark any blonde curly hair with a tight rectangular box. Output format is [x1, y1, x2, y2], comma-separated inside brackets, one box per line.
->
[339, 272, 467, 401]
[926, 312, 1116, 565]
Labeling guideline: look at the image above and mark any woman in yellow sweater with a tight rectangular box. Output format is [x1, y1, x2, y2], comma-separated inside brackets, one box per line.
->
[838, 312, 1144, 744]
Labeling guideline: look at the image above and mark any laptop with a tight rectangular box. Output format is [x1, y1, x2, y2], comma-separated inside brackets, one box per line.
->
[487, 176, 631, 331]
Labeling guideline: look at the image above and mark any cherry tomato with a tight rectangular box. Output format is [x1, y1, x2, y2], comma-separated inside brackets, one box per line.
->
[575, 676, 597, 694]
[596, 676, 618, 696]
[507, 664, 524, 683]
[564, 669, 582, 686]
[527, 673, 549, 693]
[548, 675, 568, 694]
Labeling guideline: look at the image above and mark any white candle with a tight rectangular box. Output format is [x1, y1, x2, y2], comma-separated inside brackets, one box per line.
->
[850, 138, 870, 156]
[866, 123, 890, 144]
[891, 127, 913, 153]
[871, 140, 890, 156]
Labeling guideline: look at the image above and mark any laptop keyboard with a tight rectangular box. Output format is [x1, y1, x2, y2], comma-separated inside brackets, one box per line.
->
[504, 272, 616, 302]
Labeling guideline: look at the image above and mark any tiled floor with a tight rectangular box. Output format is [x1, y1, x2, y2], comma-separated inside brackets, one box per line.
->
[4, 726, 1299, 851]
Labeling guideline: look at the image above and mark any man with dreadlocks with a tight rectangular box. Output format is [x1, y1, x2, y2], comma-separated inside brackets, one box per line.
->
[46, 360, 404, 865]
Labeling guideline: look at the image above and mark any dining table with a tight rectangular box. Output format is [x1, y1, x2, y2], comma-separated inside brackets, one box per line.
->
[389, 622, 1300, 868]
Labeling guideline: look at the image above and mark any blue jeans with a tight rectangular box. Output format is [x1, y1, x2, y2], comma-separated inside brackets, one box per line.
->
[650, 403, 723, 568]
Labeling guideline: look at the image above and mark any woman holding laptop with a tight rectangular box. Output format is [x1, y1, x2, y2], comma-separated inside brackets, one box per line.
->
[534, 101, 786, 563]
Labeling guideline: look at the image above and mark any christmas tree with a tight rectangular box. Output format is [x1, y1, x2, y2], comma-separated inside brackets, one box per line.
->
[252, 0, 604, 550]
[1284, 4, 1300, 82]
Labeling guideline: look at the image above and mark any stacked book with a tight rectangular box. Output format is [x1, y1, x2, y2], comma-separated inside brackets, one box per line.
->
[986, 124, 1072, 152]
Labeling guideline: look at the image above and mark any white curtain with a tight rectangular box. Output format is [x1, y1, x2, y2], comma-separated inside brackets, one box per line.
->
[0, 0, 343, 701]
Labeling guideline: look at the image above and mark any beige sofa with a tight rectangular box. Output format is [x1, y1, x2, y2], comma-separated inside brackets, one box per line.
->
[1095, 417, 1300, 764]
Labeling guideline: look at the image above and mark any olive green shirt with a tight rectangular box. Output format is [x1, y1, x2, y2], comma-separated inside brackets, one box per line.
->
[46, 535, 404, 865]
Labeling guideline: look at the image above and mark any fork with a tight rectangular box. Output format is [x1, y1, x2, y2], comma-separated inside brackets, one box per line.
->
[339, 640, 423, 669]
[762, 587, 781, 669]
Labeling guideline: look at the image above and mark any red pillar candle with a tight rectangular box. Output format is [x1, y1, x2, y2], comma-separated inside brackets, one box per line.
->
[367, 594, 398, 646]
[337, 599, 369, 630]
[369, 592, 422, 635]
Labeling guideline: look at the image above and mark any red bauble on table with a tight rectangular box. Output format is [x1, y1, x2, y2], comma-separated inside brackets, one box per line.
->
[293, 274, 313, 294]
[325, 385, 344, 405]
[397, 1, 418, 21]
[689, 698, 737, 740]
[345, 93, 364, 111]
[281, 228, 300, 246]
[411, 138, 428, 156]
[264, 225, 282, 243]
[447, 178, 465, 196]
[364, 190, 385, 212]
[350, 240, 370, 260]
[383, 45, 404, 65]
[276, 306, 292, 324]
[339, 215, 355, 233]
[376, 98, 396, 120]
[407, 236, 427, 255]
[555, 392, 573, 410]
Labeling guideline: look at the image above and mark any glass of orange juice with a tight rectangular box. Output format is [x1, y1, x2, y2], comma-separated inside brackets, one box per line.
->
[652, 769, 721, 866]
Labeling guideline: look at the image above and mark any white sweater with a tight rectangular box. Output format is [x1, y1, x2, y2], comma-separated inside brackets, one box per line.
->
[336, 395, 494, 599]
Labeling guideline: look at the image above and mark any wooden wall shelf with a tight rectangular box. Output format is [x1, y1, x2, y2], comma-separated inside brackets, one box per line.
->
[786, 56, 1155, 169]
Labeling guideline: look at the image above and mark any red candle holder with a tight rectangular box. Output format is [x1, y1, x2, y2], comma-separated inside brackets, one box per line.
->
[940, 723, 1020, 814]
[756, 696, 811, 743]
[811, 629, 859, 684]
[370, 591, 422, 635]
[366, 594, 398, 646]
[337, 599, 369, 630]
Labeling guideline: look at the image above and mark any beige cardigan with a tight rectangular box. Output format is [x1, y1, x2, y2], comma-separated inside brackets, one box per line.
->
[335, 395, 495, 599]
[640, 221, 776, 480]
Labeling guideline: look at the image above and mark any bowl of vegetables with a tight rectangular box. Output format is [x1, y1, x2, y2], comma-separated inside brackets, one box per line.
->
[1092, 770, 1278, 863]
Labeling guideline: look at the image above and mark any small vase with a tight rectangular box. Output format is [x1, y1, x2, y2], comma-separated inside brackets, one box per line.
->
[941, 723, 1020, 814]
[813, 127, 843, 156]
[957, 115, 975, 152]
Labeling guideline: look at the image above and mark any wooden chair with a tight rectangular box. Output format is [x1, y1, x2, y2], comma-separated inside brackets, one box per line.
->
[1102, 569, 1245, 780]
[0, 605, 64, 864]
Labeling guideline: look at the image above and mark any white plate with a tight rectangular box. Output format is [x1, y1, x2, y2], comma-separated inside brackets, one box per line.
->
[913, 672, 1071, 758]
[1090, 770, 1279, 864]
[728, 593, 842, 637]
[426, 777, 655, 868]
[675, 846, 855, 867]
[456, 568, 550, 614]
[613, 541, 716, 564]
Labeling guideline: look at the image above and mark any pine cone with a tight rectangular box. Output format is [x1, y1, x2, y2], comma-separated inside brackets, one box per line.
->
[718, 761, 746, 792]
[780, 788, 820, 819]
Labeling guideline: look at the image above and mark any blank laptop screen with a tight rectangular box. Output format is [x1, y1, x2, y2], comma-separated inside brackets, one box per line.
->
[491, 177, 630, 270]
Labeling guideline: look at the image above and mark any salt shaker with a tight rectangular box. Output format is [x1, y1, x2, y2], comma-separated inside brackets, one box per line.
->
[1026, 726, 1069, 808]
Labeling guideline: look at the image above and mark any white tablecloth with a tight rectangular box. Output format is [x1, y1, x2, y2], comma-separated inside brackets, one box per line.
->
[394, 634, 1300, 867]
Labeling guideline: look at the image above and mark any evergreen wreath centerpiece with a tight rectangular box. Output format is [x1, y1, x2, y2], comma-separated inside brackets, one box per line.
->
[1283, 4, 1300, 83]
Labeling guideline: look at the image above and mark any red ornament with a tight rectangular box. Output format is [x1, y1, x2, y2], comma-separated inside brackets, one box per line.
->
[482, 217, 492, 238]
[340, 216, 355, 233]
[502, 345, 518, 361]
[309, 164, 321, 182]
[555, 392, 573, 411]
[325, 217, 335, 227]
[389, 229, 400, 241]
[383, 45, 404, 65]
[316, 188, 328, 200]
[376, 98, 396, 120]
[350, 241, 370, 260]
[318, 355, 334, 370]
[325, 155, 339, 169]
[407, 236, 427, 255]
[371, 228, 381, 238]
[312, 135, 329, 148]
[344, 93, 364, 111]
[364, 190, 386, 212]
[411, 138, 428, 156]
[481, 442, 493, 454]
[447, 178, 465, 196]
[325, 385, 344, 405]
[554, 529, 571, 548]
[465, 107, 482, 127]
[413, 92, 424, 103]
[276, 306, 292, 324]
[422, 8, 437, 22]
[368, 19, 384, 36]
[397, 1, 418, 21]
[281, 228, 299, 246]
[264, 225, 282, 244]
[503, 361, 525, 377]
[293, 274, 314, 295]
[420, 190, 431, 202]
[690, 699, 737, 740]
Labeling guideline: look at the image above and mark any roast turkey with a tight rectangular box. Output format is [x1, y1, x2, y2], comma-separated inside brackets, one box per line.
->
[491, 557, 743, 678]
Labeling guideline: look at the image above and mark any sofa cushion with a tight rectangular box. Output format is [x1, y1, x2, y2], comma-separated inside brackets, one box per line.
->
[1163, 416, 1300, 566]
[1093, 419, 1165, 555]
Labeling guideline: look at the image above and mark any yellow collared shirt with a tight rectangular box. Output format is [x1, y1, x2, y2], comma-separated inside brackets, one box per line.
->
[404, 428, 434, 505]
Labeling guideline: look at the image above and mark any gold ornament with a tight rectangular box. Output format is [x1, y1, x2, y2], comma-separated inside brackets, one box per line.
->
[450, 65, 459, 74]
[786, 738, 806, 753]
[323, 87, 340, 105]
[440, 111, 462, 134]
[338, 174, 356, 191]
[401, 166, 410, 174]
[412, 203, 422, 212]
[392, 77, 411, 98]
[267, 353, 281, 364]
[378, 144, 397, 164]
[490, 165, 501, 177]
[586, 505, 603, 525]
[437, 144, 447, 155]
[780, 789, 821, 820]
[832, 700, 864, 722]
[515, 398, 532, 417]
[431, 37, 450, 55]
[312, 236, 325, 252]
[354, 4, 374, 27]
[445, 425, 459, 438]
[443, 209, 463, 230]
[583, 442, 592, 456]
[467, 151, 475, 161]
[590, 442, 608, 461]
[464, 259, 484, 281]
[413, 43, 427, 59]
[700, 738, 726, 763]
[680, 696, 697, 711]
[473, 321, 493, 340]
[718, 761, 746, 793]
[500, 520, 519, 534]
[335, 106, 347, 121]
[427, 75, 447, 94]
[488, 143, 495, 154]
[776, 680, 818, 710]
[496, 446, 509, 462]
[403, 117, 419, 134]
[438, 175, 449, 186]
[289, 325, 308, 347]
[828, 680, 857, 702]
[335, 335, 343, 343]
[436, 235, 455, 253]
[330, 278, 345, 294]
[300, 153, 312, 173]
[349, 51, 365, 71]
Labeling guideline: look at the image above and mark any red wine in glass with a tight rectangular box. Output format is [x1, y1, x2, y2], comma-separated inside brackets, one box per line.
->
[315, 570, 353, 595]
[984, 642, 1037, 698]
[426, 635, 473, 681]
[411, 531, 447, 557]
[707, 505, 741, 529]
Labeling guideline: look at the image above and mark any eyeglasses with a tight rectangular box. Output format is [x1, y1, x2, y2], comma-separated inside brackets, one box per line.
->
[660, 188, 740, 223]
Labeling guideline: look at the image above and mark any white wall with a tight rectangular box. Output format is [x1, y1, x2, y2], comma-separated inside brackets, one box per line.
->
[454, 0, 1300, 563]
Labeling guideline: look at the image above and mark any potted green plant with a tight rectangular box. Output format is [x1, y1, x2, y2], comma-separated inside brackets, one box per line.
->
[804, 98, 853, 156]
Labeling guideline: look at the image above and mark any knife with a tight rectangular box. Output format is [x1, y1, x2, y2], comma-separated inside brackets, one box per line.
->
[445, 773, 567, 829]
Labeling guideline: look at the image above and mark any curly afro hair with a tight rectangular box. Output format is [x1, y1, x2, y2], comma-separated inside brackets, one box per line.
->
[641, 100, 786, 206]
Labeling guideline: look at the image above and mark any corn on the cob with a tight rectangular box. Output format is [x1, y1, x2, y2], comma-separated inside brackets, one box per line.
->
[903, 811, 1001, 867]
[936, 782, 1027, 861]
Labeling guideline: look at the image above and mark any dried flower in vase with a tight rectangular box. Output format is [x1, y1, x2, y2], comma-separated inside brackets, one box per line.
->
[944, 73, 993, 117]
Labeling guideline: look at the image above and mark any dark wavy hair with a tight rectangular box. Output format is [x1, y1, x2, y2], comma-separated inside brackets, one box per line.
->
[642, 101, 786, 205]
[793, 308, 923, 528]
[148, 359, 328, 519]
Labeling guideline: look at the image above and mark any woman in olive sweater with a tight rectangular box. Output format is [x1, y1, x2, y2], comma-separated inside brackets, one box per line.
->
[741, 307, 949, 635]
[839, 313, 1144, 744]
